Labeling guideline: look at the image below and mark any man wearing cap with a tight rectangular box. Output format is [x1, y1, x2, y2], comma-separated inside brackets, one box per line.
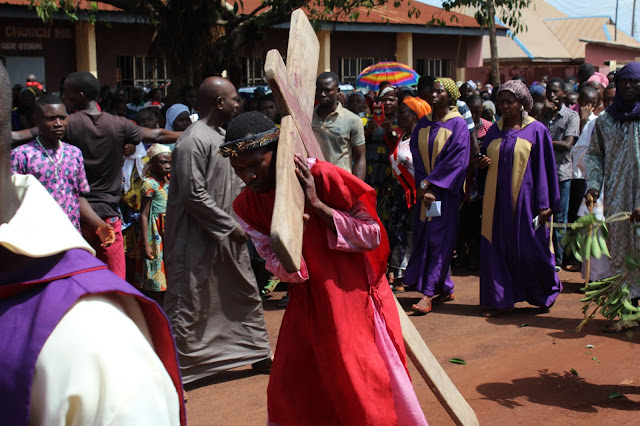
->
[312, 72, 366, 180]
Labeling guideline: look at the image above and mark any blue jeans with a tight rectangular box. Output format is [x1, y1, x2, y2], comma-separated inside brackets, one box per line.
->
[553, 179, 571, 266]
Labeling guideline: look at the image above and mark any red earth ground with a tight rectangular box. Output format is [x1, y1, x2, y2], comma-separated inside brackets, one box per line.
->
[185, 269, 640, 425]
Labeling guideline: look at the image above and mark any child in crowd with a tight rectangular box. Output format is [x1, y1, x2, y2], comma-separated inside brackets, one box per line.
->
[138, 144, 171, 305]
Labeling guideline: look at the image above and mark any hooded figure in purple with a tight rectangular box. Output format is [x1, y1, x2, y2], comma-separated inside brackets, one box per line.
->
[405, 77, 470, 314]
[479, 80, 562, 316]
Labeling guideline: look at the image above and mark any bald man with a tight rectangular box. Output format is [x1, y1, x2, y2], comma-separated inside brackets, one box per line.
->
[0, 65, 185, 425]
[163, 77, 272, 383]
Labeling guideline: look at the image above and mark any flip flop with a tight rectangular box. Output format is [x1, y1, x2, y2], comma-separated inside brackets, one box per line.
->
[411, 297, 432, 315]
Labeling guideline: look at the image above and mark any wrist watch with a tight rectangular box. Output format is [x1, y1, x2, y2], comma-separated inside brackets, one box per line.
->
[420, 179, 429, 190]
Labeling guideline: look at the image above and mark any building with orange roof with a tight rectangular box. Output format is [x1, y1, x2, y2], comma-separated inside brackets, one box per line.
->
[0, 0, 504, 92]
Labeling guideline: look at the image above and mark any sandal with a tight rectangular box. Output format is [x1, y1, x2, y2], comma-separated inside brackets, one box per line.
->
[411, 297, 432, 315]
[483, 308, 514, 318]
[433, 293, 455, 305]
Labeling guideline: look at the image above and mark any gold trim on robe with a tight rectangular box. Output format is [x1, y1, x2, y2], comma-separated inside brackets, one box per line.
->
[511, 137, 533, 213]
[481, 138, 502, 242]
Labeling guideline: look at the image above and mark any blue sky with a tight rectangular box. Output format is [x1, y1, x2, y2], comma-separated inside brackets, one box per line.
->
[418, 0, 640, 41]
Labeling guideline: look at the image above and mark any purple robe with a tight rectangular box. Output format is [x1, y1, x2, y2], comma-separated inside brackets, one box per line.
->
[405, 110, 470, 297]
[0, 247, 185, 426]
[480, 117, 562, 309]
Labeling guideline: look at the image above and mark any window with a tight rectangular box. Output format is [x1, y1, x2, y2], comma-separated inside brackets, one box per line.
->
[241, 57, 266, 86]
[339, 57, 380, 85]
[415, 59, 452, 78]
[116, 56, 170, 96]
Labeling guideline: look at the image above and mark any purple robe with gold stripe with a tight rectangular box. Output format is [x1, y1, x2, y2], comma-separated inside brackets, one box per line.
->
[480, 116, 562, 309]
[405, 110, 470, 297]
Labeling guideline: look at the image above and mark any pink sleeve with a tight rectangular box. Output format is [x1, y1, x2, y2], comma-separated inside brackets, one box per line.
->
[236, 216, 309, 283]
[327, 201, 381, 252]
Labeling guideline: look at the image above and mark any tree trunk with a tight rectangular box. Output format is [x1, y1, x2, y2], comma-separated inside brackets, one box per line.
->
[487, 0, 500, 86]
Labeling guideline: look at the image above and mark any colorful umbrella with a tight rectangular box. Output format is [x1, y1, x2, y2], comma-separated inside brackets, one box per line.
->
[356, 62, 420, 91]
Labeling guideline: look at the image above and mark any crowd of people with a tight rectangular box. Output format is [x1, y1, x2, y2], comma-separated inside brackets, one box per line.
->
[4, 58, 640, 424]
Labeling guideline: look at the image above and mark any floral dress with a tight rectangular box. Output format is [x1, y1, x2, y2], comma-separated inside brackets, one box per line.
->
[138, 176, 169, 292]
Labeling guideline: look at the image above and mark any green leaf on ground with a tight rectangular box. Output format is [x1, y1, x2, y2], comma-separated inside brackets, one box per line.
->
[520, 323, 529, 327]
[609, 392, 623, 399]
[592, 357, 598, 361]
[570, 368, 579, 376]
[449, 358, 466, 365]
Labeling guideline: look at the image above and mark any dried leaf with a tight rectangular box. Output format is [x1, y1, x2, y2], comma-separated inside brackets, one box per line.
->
[449, 358, 466, 365]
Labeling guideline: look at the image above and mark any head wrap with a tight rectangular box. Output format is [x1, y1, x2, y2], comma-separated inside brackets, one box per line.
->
[466, 80, 478, 91]
[147, 143, 172, 160]
[484, 83, 493, 94]
[529, 83, 545, 98]
[165, 103, 190, 131]
[402, 96, 430, 119]
[482, 100, 496, 116]
[219, 127, 280, 157]
[606, 62, 640, 122]
[587, 72, 609, 88]
[434, 77, 461, 102]
[379, 86, 397, 99]
[497, 79, 534, 112]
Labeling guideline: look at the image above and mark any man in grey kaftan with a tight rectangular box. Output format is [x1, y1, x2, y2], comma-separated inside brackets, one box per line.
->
[164, 87, 271, 383]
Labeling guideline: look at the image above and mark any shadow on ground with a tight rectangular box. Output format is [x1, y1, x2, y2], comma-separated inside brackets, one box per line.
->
[477, 369, 640, 413]
[184, 369, 268, 391]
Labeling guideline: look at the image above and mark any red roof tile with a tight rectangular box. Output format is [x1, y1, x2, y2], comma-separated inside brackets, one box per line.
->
[236, 0, 484, 28]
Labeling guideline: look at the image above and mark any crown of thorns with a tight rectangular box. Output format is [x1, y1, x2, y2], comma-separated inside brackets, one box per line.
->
[219, 127, 280, 157]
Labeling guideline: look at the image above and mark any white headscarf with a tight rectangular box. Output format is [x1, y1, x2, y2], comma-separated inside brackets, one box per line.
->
[165, 103, 190, 131]
[122, 142, 148, 193]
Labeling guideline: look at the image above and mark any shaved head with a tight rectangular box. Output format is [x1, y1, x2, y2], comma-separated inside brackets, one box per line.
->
[198, 77, 239, 125]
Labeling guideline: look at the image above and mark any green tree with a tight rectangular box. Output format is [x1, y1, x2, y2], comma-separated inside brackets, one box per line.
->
[29, 0, 421, 91]
[437, 0, 532, 85]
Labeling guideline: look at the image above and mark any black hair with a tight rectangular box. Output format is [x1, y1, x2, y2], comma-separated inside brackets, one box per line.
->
[565, 76, 577, 84]
[513, 75, 527, 84]
[65, 71, 100, 101]
[579, 85, 598, 99]
[34, 94, 63, 115]
[226, 111, 276, 142]
[257, 93, 277, 109]
[606, 82, 616, 90]
[417, 75, 436, 92]
[547, 77, 566, 91]
[577, 63, 595, 81]
[316, 72, 340, 85]
[465, 94, 482, 107]
[136, 107, 157, 121]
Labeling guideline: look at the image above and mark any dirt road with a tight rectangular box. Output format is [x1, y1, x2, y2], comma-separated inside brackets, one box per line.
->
[185, 270, 640, 425]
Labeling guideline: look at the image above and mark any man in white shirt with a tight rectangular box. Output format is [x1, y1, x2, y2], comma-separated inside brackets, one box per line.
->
[0, 63, 184, 426]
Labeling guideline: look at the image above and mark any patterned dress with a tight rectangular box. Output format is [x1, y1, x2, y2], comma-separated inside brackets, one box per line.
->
[10, 140, 90, 231]
[138, 176, 169, 292]
[586, 111, 640, 298]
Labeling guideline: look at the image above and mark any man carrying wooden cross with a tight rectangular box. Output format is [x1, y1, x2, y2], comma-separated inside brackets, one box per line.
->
[221, 111, 428, 425]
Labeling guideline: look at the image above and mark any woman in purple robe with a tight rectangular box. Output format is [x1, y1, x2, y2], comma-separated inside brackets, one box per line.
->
[405, 78, 470, 314]
[478, 80, 562, 317]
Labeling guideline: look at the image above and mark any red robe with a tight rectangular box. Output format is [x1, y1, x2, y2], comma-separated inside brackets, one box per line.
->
[234, 161, 409, 425]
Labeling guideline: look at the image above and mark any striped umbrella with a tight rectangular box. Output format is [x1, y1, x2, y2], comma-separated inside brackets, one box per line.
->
[356, 61, 420, 91]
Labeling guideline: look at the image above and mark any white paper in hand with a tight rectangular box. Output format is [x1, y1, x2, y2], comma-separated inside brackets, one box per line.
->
[425, 201, 442, 218]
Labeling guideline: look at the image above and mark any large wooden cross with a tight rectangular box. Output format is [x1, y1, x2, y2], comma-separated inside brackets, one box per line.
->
[263, 9, 479, 426]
